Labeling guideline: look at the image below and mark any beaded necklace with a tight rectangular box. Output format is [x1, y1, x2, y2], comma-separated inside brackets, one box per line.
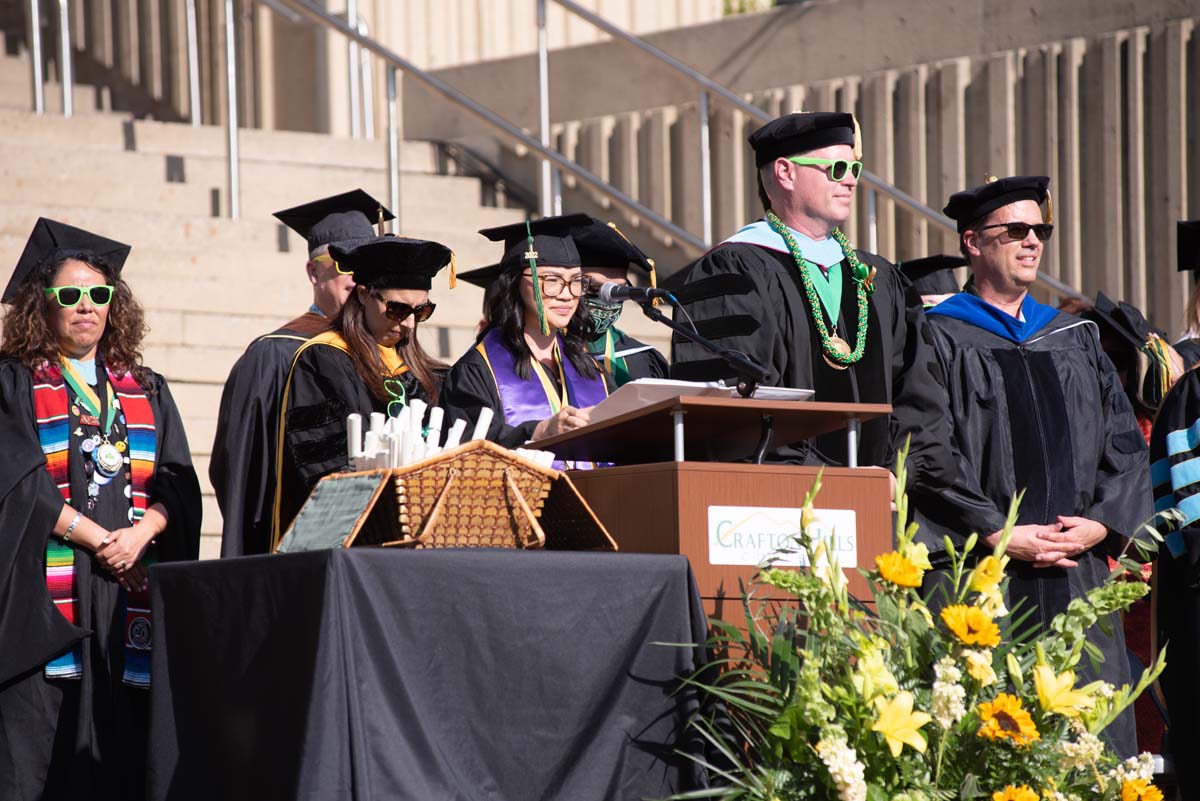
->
[766, 210, 876, 369]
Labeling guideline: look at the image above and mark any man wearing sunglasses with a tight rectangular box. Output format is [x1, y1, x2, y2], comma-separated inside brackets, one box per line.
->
[666, 111, 956, 495]
[917, 175, 1148, 759]
[210, 189, 393, 557]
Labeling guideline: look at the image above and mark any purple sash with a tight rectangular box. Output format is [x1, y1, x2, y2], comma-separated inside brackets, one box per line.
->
[478, 328, 608, 468]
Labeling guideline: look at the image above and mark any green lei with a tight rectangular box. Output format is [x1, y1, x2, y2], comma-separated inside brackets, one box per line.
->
[765, 210, 874, 367]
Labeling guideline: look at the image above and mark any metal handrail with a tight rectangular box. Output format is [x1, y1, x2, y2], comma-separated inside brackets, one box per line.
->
[273, 0, 707, 253]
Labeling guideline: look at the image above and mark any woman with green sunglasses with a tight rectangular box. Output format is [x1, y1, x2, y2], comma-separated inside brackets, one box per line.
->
[272, 234, 454, 546]
[0, 218, 201, 801]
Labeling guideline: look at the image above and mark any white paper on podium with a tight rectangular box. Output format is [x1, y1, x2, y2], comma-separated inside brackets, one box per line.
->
[585, 378, 814, 426]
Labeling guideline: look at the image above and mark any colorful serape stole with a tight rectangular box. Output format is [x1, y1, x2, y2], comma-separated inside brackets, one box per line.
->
[33, 363, 158, 686]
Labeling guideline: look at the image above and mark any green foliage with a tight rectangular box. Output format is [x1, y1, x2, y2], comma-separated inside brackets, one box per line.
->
[673, 445, 1166, 801]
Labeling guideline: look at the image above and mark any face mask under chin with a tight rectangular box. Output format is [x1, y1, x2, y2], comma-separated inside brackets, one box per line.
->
[584, 296, 624, 338]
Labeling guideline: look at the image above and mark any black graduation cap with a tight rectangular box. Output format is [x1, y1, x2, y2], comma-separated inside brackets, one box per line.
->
[1178, 220, 1200, 272]
[943, 176, 1050, 233]
[1086, 292, 1157, 350]
[747, 111, 859, 168]
[898, 254, 965, 297]
[457, 213, 590, 289]
[1085, 292, 1181, 412]
[4, 218, 131, 304]
[568, 217, 654, 275]
[273, 189, 394, 253]
[328, 235, 453, 291]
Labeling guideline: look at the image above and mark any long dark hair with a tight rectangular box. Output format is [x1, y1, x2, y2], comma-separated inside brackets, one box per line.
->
[333, 288, 446, 406]
[0, 249, 150, 389]
[478, 269, 599, 381]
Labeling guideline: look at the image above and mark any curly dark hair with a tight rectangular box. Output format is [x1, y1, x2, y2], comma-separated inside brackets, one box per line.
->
[0, 249, 149, 388]
[332, 288, 446, 406]
[478, 269, 599, 381]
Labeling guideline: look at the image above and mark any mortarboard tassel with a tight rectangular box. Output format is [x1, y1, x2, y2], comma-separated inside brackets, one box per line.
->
[448, 251, 458, 289]
[525, 220, 550, 336]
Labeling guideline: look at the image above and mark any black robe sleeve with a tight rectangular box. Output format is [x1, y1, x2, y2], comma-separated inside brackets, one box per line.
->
[615, 331, 670, 382]
[439, 348, 538, 449]
[145, 370, 203, 563]
[0, 361, 88, 684]
[667, 247, 784, 385]
[209, 335, 302, 557]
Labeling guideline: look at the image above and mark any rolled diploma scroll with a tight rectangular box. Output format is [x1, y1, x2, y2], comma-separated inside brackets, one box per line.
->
[388, 433, 401, 468]
[469, 407, 494, 442]
[443, 418, 467, 450]
[369, 412, 385, 435]
[346, 413, 363, 461]
[424, 406, 445, 456]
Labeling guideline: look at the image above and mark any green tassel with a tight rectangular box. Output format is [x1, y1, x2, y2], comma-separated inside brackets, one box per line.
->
[525, 220, 550, 336]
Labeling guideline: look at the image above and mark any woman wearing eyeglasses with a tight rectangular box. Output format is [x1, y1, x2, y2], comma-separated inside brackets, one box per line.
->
[0, 218, 201, 801]
[441, 214, 607, 458]
[271, 235, 452, 546]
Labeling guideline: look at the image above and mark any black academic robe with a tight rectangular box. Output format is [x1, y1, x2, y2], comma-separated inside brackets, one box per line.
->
[589, 328, 669, 390]
[210, 312, 328, 558]
[0, 359, 201, 801]
[666, 242, 956, 487]
[273, 341, 433, 545]
[920, 309, 1151, 758]
[440, 346, 546, 449]
[1149, 369, 1200, 797]
[1175, 337, 1200, 370]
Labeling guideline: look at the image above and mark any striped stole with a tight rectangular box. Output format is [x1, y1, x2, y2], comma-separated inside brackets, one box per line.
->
[34, 364, 158, 686]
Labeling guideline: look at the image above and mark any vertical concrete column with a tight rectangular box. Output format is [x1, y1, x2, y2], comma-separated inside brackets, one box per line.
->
[860, 71, 895, 258]
[936, 59, 968, 254]
[895, 66, 928, 261]
[782, 84, 806, 115]
[1081, 33, 1125, 298]
[1057, 39, 1084, 289]
[987, 51, 1016, 178]
[141, 0, 163, 99]
[712, 104, 747, 241]
[86, 0, 114, 69]
[1124, 28, 1149, 310]
[577, 116, 613, 184]
[255, 1, 276, 130]
[742, 90, 775, 225]
[638, 107, 675, 219]
[835, 78, 862, 246]
[116, 0, 140, 84]
[609, 111, 640, 200]
[325, 1, 351, 137]
[1147, 20, 1192, 336]
[1021, 44, 1061, 281]
[558, 121, 581, 190]
[165, 0, 189, 118]
[671, 103, 703, 237]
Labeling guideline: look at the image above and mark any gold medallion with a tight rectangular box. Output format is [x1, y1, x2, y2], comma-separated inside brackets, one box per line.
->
[823, 336, 852, 370]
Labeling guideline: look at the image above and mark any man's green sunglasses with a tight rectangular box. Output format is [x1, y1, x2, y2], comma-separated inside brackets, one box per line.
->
[787, 156, 864, 182]
[44, 285, 115, 308]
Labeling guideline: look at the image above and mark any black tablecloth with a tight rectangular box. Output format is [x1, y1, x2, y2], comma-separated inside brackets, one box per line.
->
[147, 549, 711, 801]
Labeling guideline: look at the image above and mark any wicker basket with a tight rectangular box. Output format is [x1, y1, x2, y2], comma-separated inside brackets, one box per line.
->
[278, 440, 616, 553]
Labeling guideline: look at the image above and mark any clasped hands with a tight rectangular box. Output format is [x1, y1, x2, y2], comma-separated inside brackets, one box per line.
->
[987, 516, 1108, 568]
[95, 524, 155, 592]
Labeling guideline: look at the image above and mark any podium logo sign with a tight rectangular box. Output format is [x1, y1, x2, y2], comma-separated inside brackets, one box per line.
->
[706, 505, 857, 567]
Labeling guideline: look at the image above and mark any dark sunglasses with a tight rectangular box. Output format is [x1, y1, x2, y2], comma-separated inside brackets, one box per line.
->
[44, 285, 115, 308]
[371, 293, 436, 323]
[976, 222, 1054, 242]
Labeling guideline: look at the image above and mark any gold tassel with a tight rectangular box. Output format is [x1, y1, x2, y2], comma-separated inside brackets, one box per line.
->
[852, 115, 863, 162]
[377, 207, 385, 236]
[448, 251, 457, 289]
[1044, 189, 1054, 224]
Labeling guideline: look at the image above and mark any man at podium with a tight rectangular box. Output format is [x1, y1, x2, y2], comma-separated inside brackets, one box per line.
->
[666, 111, 953, 487]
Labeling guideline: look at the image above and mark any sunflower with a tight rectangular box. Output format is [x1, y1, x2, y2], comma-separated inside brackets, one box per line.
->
[876, 551, 923, 588]
[1121, 779, 1164, 801]
[941, 604, 1001, 647]
[977, 693, 1039, 747]
[991, 786, 1038, 801]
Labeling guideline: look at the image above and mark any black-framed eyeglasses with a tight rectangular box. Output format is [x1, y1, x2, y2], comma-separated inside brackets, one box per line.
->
[44, 285, 115, 308]
[371, 293, 436, 323]
[976, 222, 1054, 243]
[522, 272, 589, 298]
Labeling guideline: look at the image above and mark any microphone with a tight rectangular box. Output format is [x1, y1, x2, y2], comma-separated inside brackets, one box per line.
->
[595, 282, 674, 304]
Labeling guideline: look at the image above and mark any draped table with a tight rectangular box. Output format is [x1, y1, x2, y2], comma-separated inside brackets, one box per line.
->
[146, 549, 711, 801]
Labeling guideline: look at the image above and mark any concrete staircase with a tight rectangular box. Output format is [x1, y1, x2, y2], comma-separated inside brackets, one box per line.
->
[0, 48, 672, 558]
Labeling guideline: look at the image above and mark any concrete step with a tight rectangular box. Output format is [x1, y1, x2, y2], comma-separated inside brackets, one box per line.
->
[0, 78, 109, 114]
[4, 172, 214, 216]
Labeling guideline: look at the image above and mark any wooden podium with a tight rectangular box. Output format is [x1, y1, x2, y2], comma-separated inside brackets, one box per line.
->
[531, 397, 894, 618]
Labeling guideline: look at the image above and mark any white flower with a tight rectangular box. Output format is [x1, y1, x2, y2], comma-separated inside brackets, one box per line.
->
[931, 656, 967, 729]
[1112, 752, 1156, 784]
[1059, 726, 1104, 770]
[815, 734, 867, 801]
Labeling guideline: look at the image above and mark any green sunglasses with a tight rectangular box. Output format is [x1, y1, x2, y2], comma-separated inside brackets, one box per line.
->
[384, 377, 408, 418]
[44, 285, 115, 308]
[787, 156, 864, 182]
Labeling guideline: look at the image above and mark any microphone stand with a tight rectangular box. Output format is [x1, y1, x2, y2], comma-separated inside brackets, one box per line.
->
[637, 301, 769, 398]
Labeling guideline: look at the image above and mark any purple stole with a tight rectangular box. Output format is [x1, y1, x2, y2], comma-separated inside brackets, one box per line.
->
[477, 328, 608, 469]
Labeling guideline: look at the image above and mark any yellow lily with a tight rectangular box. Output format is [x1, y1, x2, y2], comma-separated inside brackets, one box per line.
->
[871, 691, 931, 757]
[1033, 665, 1095, 719]
[970, 555, 1007, 592]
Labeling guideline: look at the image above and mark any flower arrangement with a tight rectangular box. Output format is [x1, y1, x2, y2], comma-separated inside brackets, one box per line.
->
[676, 450, 1170, 801]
